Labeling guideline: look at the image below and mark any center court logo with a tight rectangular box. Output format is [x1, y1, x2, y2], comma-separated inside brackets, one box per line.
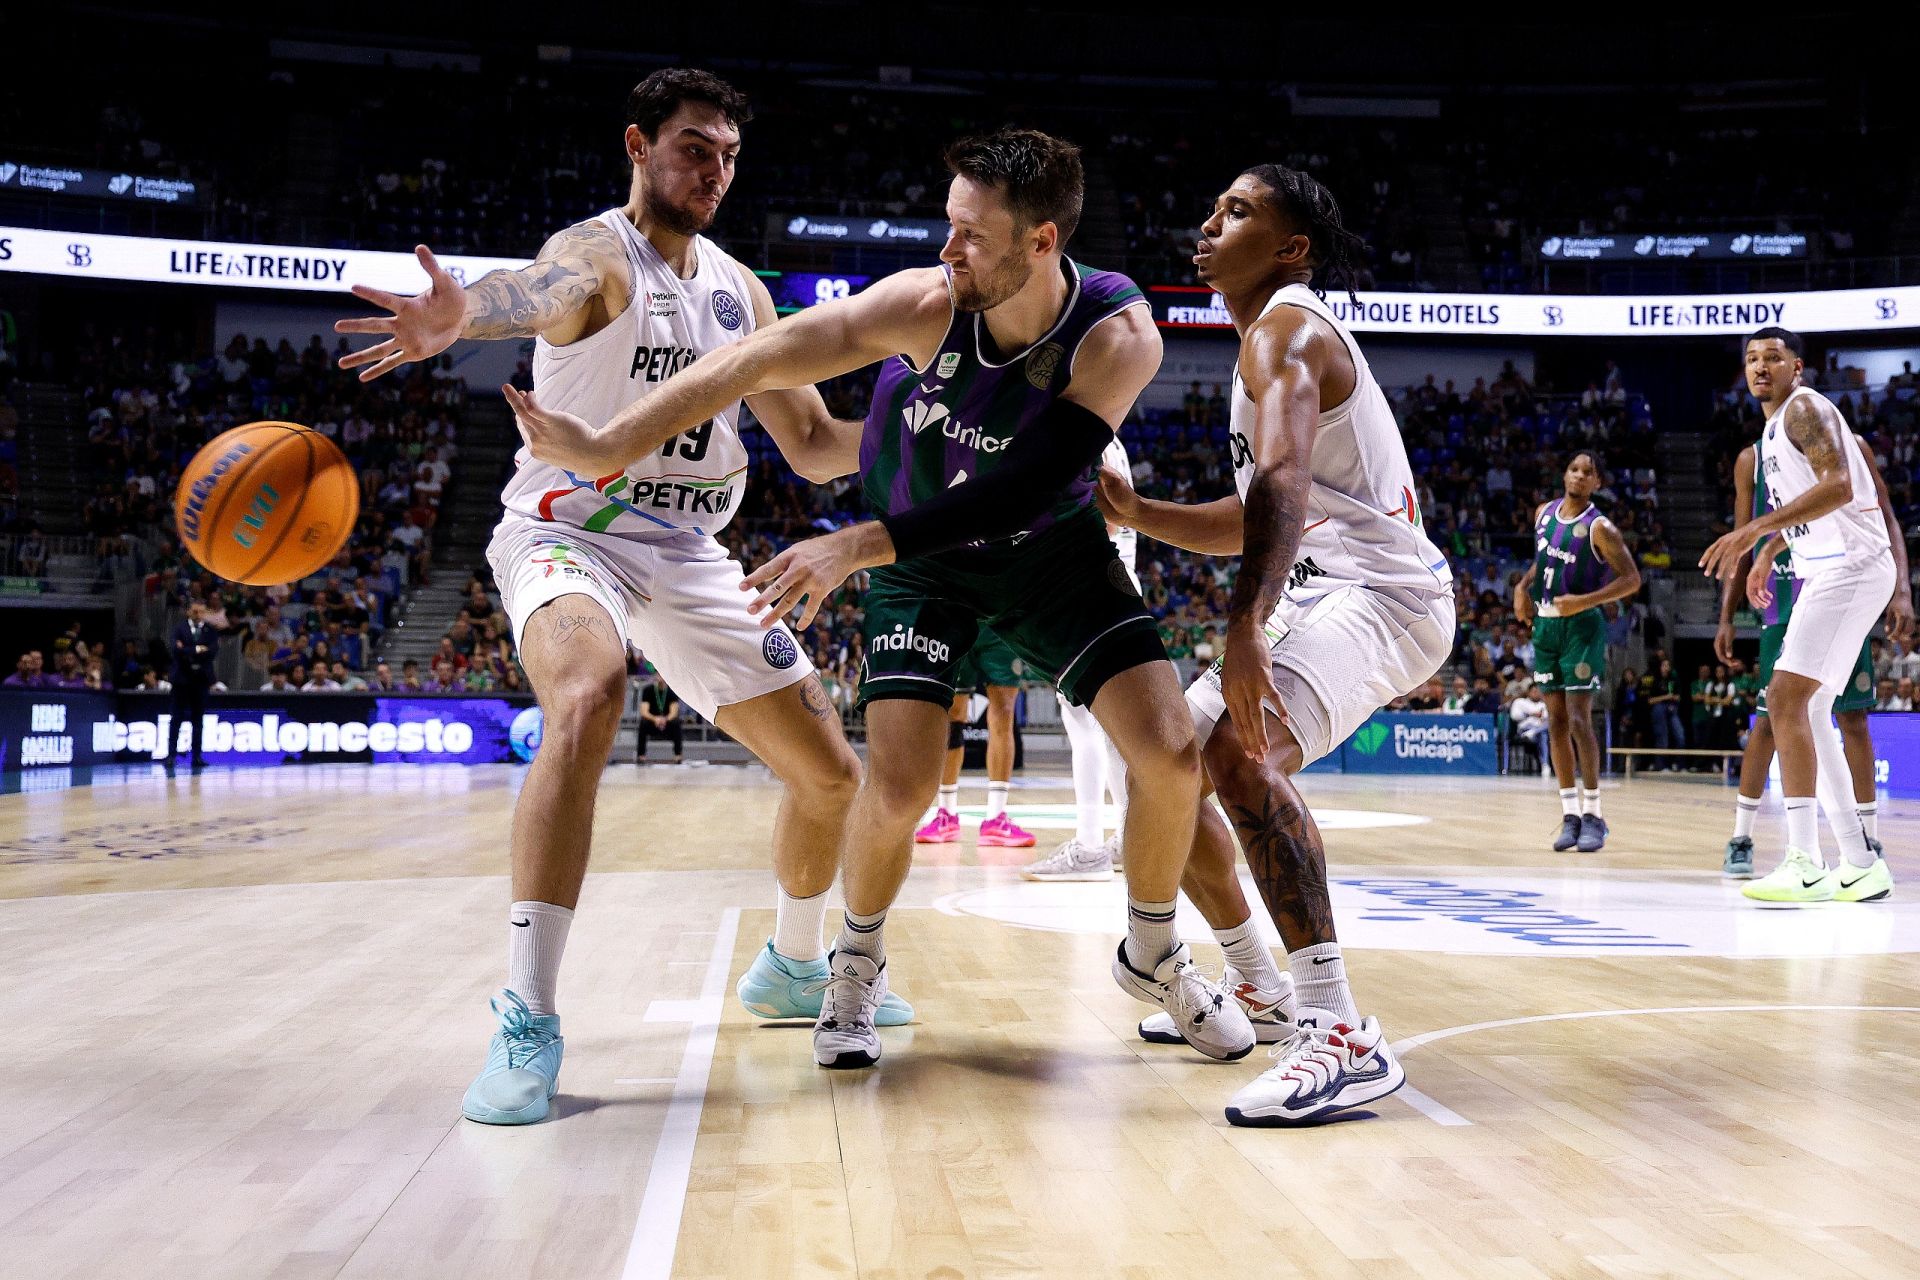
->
[870, 623, 950, 666]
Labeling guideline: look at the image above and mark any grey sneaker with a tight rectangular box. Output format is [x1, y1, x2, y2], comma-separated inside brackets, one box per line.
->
[813, 950, 886, 1070]
[1723, 835, 1755, 878]
[1020, 837, 1114, 881]
[1575, 813, 1609, 853]
[1551, 814, 1582, 852]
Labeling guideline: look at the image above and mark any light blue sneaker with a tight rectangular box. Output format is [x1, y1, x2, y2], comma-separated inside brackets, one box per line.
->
[736, 940, 914, 1026]
[461, 990, 563, 1125]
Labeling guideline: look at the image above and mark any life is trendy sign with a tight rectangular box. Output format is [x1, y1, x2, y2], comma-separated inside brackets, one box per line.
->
[1147, 283, 1920, 337]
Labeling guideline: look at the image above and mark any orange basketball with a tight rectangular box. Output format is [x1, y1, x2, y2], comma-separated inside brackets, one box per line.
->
[173, 421, 359, 586]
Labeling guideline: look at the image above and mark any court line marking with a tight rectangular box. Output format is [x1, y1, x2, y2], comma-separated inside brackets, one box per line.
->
[620, 905, 740, 1280]
[1389, 1004, 1920, 1128]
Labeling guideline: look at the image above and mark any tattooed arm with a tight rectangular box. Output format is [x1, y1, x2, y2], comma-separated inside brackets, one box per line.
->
[1700, 394, 1854, 581]
[335, 220, 627, 381]
[1218, 305, 1339, 758]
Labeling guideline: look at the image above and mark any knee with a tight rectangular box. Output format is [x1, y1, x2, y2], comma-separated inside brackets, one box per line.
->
[540, 665, 628, 746]
[861, 754, 939, 819]
[796, 741, 863, 804]
[1130, 729, 1204, 797]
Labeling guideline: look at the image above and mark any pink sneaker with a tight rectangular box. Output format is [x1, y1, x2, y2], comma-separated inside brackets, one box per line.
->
[977, 813, 1036, 847]
[914, 808, 959, 844]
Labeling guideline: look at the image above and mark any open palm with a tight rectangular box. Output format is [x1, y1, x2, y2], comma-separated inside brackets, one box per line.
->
[334, 245, 467, 382]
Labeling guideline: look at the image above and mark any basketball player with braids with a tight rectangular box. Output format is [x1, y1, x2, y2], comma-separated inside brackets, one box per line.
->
[1098, 165, 1455, 1125]
[335, 70, 909, 1126]
[1513, 452, 1641, 854]
[511, 127, 1260, 1070]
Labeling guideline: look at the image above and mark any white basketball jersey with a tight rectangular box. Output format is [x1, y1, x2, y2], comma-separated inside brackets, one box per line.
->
[1228, 283, 1450, 605]
[1759, 386, 1889, 579]
[499, 209, 758, 538]
[1103, 437, 1139, 584]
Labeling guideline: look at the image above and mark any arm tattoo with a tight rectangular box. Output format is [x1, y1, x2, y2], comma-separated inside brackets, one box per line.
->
[1229, 466, 1312, 629]
[1225, 789, 1337, 949]
[799, 676, 834, 721]
[463, 220, 619, 340]
[1783, 395, 1846, 480]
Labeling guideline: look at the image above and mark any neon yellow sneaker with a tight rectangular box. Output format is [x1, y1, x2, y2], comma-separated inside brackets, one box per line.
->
[1830, 857, 1895, 903]
[1742, 847, 1835, 904]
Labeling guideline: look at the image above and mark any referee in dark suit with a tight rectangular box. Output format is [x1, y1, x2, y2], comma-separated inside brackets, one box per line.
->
[169, 600, 219, 769]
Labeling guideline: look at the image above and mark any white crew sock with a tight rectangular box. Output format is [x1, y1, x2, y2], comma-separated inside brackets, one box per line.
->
[507, 900, 574, 1017]
[835, 906, 887, 964]
[1858, 801, 1878, 842]
[1213, 917, 1287, 993]
[1807, 688, 1873, 868]
[1061, 699, 1108, 846]
[1784, 797, 1819, 861]
[987, 781, 1010, 819]
[937, 784, 958, 815]
[1559, 788, 1579, 817]
[773, 884, 828, 963]
[1580, 788, 1603, 818]
[1733, 794, 1761, 839]
[1124, 897, 1178, 972]
[1289, 941, 1359, 1024]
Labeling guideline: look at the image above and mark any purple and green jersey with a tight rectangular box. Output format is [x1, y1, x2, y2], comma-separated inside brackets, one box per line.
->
[1753, 442, 1801, 627]
[1529, 500, 1612, 606]
[860, 259, 1146, 557]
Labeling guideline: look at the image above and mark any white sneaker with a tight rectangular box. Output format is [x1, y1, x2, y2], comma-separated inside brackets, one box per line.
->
[1224, 1008, 1405, 1126]
[812, 950, 887, 1069]
[1741, 845, 1836, 904]
[1100, 832, 1123, 870]
[1139, 965, 1295, 1044]
[1111, 940, 1256, 1061]
[1020, 838, 1113, 881]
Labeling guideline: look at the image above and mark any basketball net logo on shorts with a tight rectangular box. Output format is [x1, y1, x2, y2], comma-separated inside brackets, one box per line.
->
[531, 544, 592, 581]
[762, 629, 799, 670]
[870, 623, 951, 666]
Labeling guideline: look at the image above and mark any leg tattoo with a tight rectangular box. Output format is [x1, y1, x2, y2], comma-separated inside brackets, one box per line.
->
[1226, 788, 1336, 950]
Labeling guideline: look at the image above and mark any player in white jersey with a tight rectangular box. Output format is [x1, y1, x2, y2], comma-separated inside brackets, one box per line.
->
[1022, 436, 1136, 880]
[1099, 165, 1455, 1125]
[1701, 327, 1898, 904]
[334, 70, 906, 1126]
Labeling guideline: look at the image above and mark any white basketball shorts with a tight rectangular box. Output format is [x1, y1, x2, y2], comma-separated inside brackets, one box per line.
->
[1186, 584, 1457, 765]
[1774, 555, 1896, 692]
[487, 516, 813, 721]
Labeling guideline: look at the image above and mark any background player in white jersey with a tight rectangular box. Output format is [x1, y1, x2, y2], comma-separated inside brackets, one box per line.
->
[1099, 165, 1455, 1125]
[1702, 327, 1897, 904]
[1023, 436, 1135, 880]
[334, 70, 905, 1125]
[1715, 432, 1911, 878]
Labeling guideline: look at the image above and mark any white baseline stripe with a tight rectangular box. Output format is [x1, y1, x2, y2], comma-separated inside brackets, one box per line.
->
[621, 907, 741, 1280]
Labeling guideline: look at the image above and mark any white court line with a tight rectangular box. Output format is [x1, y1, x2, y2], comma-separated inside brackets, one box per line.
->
[620, 908, 741, 1280]
[614, 1077, 679, 1086]
[1389, 1003, 1920, 1127]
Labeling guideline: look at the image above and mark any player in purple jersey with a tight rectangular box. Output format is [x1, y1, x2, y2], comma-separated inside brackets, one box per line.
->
[508, 128, 1257, 1069]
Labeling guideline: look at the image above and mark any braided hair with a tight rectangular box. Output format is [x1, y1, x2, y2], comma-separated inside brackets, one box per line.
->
[1240, 163, 1367, 304]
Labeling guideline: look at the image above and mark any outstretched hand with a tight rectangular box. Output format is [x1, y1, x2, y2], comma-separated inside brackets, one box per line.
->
[335, 245, 467, 382]
[740, 530, 865, 630]
[502, 384, 612, 477]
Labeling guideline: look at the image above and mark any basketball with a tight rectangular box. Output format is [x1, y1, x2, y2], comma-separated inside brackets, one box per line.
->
[172, 421, 359, 585]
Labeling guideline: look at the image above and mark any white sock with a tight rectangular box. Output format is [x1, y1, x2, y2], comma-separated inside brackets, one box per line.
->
[1734, 794, 1761, 839]
[773, 884, 828, 963]
[937, 784, 958, 814]
[1289, 941, 1359, 1024]
[1858, 801, 1878, 841]
[1580, 788, 1602, 818]
[987, 781, 1010, 819]
[1124, 897, 1178, 972]
[1784, 797, 1819, 861]
[1062, 700, 1108, 846]
[1559, 788, 1578, 816]
[1807, 689, 1872, 868]
[836, 906, 887, 964]
[507, 900, 573, 1017]
[1213, 917, 1286, 993]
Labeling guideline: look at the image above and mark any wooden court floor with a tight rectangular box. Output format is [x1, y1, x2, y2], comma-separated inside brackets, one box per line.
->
[3, 762, 1918, 1280]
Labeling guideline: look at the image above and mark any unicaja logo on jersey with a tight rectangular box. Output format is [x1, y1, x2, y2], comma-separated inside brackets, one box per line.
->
[904, 400, 950, 435]
[711, 290, 743, 331]
[871, 623, 950, 666]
